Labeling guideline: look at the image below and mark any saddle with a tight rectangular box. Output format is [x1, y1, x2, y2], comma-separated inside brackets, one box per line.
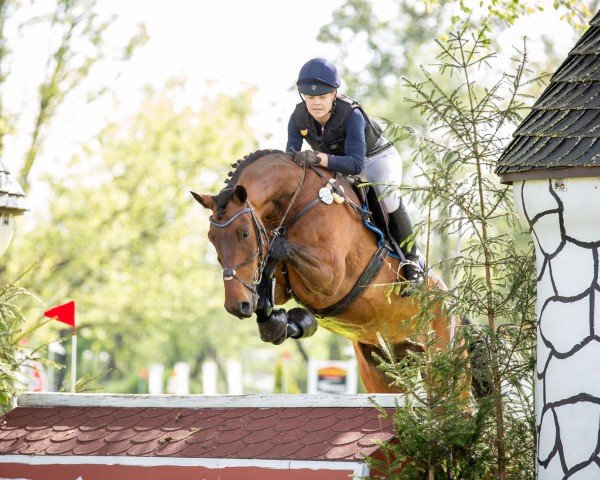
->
[348, 178, 403, 260]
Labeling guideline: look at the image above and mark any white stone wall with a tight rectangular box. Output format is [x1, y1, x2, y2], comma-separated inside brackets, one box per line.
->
[514, 177, 600, 480]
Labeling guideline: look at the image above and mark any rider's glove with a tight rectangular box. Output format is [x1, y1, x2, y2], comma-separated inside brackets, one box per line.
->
[294, 150, 321, 167]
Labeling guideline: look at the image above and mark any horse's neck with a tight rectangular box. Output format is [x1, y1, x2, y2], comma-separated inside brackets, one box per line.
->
[264, 173, 378, 307]
[247, 170, 311, 227]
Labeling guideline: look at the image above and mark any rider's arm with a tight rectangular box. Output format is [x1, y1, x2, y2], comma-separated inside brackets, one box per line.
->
[323, 109, 366, 175]
[286, 114, 304, 153]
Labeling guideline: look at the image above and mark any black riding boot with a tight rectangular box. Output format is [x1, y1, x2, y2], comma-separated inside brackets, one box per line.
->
[387, 202, 424, 283]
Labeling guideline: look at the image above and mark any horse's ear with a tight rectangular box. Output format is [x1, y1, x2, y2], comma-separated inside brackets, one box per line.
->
[190, 191, 214, 210]
[233, 185, 247, 204]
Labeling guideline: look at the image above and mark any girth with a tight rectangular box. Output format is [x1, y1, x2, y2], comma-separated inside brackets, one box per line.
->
[283, 241, 391, 319]
[271, 166, 393, 319]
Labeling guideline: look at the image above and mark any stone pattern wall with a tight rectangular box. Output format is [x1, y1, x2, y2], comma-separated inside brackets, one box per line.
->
[515, 178, 600, 479]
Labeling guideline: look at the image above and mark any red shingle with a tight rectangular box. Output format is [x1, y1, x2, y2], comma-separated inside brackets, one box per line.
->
[240, 426, 279, 444]
[0, 403, 396, 462]
[330, 430, 363, 446]
[6, 407, 39, 419]
[236, 440, 276, 458]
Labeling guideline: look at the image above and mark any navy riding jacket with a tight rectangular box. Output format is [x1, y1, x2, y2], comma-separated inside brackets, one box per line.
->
[286, 108, 366, 176]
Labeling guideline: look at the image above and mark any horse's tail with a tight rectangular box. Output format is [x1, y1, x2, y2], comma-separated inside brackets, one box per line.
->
[463, 317, 494, 398]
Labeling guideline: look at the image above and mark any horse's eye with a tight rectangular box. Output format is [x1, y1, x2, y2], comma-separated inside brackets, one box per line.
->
[241, 230, 250, 239]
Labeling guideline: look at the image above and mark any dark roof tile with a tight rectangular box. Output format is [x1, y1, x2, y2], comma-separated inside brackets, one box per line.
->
[497, 14, 600, 176]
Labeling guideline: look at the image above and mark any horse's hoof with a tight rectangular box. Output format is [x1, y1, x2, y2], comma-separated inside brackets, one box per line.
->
[287, 308, 318, 339]
[257, 309, 288, 343]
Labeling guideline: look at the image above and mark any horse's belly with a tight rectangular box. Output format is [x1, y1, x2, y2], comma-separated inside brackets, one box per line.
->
[317, 296, 421, 345]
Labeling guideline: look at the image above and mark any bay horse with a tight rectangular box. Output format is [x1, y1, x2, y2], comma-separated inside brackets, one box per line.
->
[192, 149, 460, 393]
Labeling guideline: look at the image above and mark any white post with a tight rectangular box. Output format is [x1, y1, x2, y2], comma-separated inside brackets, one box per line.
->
[514, 178, 600, 479]
[148, 363, 164, 394]
[227, 359, 243, 395]
[70, 332, 77, 393]
[202, 361, 218, 395]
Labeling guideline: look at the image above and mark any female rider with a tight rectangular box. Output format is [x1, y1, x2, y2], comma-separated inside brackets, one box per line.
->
[286, 57, 422, 283]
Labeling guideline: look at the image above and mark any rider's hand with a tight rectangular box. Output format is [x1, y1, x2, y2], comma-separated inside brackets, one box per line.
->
[294, 150, 321, 167]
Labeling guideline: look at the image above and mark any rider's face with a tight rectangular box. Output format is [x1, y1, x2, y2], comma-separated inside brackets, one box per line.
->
[303, 91, 336, 124]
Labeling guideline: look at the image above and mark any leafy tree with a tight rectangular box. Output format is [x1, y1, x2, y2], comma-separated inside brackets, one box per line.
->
[0, 277, 44, 411]
[367, 27, 539, 479]
[319, 0, 593, 100]
[6, 87, 270, 392]
[0, 0, 147, 192]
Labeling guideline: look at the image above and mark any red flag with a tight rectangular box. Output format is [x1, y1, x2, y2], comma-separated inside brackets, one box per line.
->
[44, 301, 75, 329]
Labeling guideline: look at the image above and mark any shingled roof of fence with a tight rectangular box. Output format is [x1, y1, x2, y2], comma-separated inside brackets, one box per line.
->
[495, 10, 600, 177]
[0, 395, 396, 461]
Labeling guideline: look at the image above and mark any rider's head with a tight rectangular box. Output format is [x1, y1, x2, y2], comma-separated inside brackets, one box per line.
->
[297, 58, 340, 123]
[296, 58, 340, 96]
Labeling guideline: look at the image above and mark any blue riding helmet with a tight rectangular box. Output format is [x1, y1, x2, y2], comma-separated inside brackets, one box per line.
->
[296, 58, 341, 95]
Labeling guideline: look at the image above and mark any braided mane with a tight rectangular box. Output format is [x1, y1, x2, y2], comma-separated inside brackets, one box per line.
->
[215, 149, 289, 218]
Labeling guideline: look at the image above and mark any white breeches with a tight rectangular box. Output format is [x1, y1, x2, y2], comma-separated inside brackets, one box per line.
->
[361, 142, 403, 213]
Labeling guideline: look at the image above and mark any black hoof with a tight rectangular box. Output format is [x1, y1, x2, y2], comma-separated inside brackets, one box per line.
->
[287, 308, 318, 339]
[257, 309, 288, 344]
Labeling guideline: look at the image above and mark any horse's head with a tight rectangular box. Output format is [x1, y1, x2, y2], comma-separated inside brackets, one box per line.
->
[191, 184, 267, 319]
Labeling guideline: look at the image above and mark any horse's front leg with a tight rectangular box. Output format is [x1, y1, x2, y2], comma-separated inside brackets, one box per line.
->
[255, 237, 317, 344]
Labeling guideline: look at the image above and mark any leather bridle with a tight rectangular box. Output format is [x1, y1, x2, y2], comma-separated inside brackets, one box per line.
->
[208, 165, 311, 296]
[209, 205, 269, 294]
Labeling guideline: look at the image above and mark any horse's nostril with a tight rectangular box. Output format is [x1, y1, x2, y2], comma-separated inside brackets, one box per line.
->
[239, 301, 252, 316]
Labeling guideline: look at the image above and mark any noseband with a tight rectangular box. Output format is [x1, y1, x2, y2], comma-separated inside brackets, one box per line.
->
[209, 165, 323, 298]
[209, 206, 268, 294]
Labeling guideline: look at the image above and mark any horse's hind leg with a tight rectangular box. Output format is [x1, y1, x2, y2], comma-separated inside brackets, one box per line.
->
[352, 341, 424, 393]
